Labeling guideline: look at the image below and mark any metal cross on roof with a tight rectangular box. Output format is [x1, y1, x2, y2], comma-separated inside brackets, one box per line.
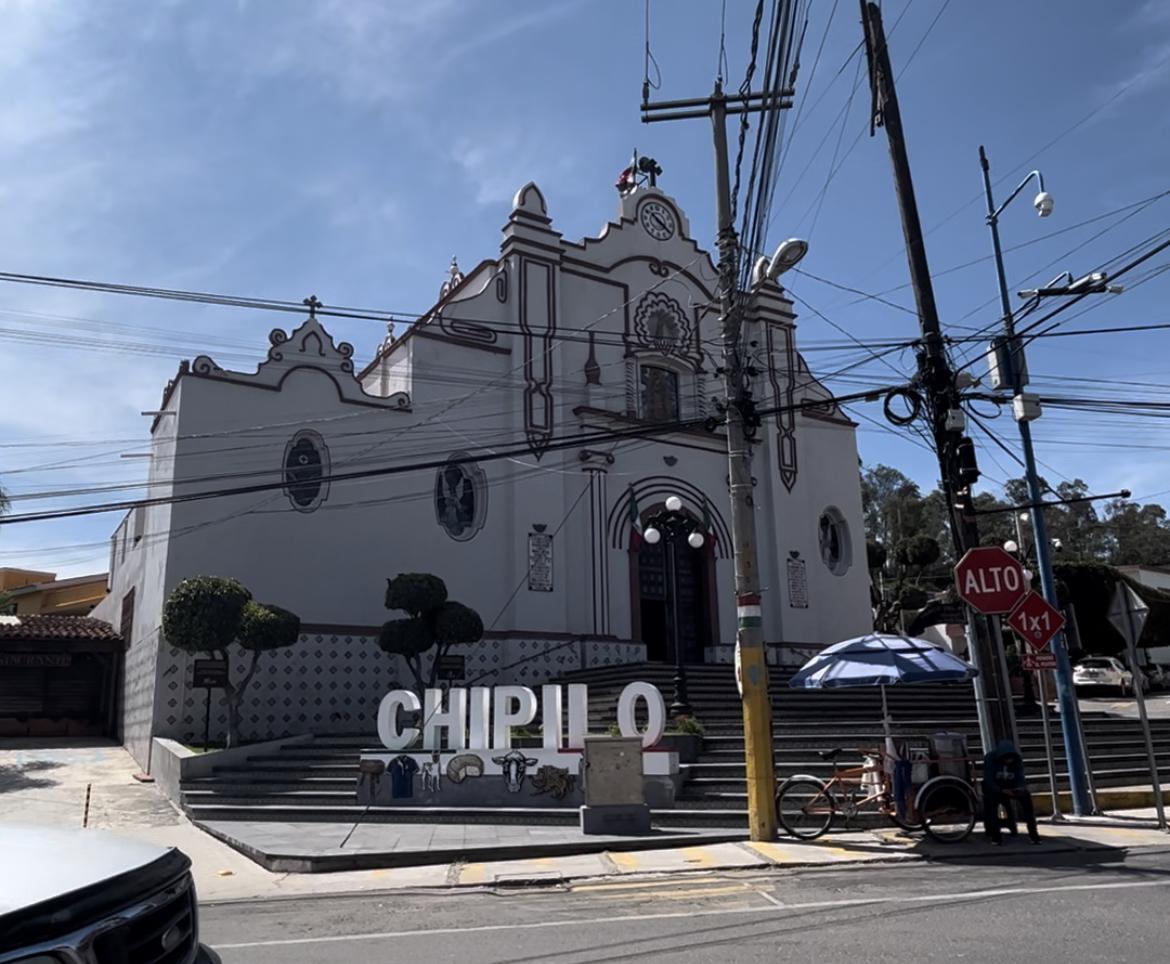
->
[303, 295, 323, 316]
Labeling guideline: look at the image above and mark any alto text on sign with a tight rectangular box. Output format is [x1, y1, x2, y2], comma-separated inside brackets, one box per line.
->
[954, 546, 1028, 614]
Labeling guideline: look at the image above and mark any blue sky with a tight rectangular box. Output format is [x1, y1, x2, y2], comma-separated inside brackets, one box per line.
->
[1, 0, 1169, 577]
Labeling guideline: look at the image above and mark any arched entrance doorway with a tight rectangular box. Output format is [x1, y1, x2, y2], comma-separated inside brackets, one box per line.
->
[631, 517, 717, 664]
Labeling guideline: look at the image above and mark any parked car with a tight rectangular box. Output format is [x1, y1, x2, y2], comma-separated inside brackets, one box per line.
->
[1073, 656, 1143, 696]
[0, 825, 219, 963]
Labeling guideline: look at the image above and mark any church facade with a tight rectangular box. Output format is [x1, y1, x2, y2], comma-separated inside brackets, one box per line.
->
[94, 181, 872, 769]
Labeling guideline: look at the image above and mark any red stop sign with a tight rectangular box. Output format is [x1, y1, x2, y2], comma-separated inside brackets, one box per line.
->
[1007, 591, 1066, 650]
[954, 547, 1028, 614]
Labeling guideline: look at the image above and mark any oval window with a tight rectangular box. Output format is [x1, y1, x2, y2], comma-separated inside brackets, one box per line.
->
[284, 430, 329, 512]
[818, 508, 852, 576]
[435, 455, 487, 541]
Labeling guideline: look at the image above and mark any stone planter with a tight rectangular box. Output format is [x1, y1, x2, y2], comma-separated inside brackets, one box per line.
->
[657, 732, 702, 764]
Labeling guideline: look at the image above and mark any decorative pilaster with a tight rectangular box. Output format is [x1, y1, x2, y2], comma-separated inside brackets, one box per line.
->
[579, 449, 615, 635]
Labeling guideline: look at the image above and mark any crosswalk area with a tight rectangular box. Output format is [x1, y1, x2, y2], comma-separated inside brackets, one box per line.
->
[455, 833, 918, 886]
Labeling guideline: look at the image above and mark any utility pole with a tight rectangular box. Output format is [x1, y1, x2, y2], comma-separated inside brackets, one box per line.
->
[642, 81, 794, 841]
[979, 145, 1093, 814]
[859, 0, 1016, 752]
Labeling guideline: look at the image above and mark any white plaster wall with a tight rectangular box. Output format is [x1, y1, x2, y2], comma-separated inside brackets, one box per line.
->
[92, 385, 180, 767]
[762, 414, 873, 645]
[162, 368, 518, 630]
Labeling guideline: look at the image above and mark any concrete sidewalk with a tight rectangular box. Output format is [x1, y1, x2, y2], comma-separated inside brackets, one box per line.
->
[4, 740, 1170, 906]
[196, 818, 748, 873]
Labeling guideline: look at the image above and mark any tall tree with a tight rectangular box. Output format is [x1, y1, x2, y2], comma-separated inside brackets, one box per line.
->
[861, 465, 926, 550]
[1104, 498, 1170, 566]
[872, 534, 942, 632]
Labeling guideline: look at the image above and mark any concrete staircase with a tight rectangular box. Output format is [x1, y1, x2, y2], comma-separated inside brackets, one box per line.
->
[558, 663, 1170, 812]
[178, 663, 1170, 828]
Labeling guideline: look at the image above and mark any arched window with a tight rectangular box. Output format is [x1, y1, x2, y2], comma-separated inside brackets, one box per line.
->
[283, 430, 329, 512]
[435, 455, 488, 541]
[640, 365, 680, 422]
[818, 507, 852, 576]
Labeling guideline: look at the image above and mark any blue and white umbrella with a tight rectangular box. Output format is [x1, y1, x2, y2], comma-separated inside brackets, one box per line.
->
[789, 633, 978, 738]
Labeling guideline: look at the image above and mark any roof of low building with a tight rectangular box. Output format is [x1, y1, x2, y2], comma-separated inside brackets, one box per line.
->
[6, 572, 108, 596]
[0, 614, 121, 642]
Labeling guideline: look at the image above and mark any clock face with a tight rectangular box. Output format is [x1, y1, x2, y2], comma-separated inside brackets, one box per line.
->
[639, 200, 677, 241]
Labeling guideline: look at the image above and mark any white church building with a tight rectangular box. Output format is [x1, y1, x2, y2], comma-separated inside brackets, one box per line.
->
[94, 180, 872, 769]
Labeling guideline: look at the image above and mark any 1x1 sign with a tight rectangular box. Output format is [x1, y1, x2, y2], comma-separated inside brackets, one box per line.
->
[1022, 650, 1057, 671]
[193, 658, 229, 689]
[1007, 591, 1066, 650]
[954, 546, 1028, 614]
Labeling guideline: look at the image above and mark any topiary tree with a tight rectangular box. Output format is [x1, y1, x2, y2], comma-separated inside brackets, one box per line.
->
[162, 576, 301, 748]
[378, 573, 483, 701]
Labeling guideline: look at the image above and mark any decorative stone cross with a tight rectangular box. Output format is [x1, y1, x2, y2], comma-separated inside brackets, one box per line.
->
[303, 295, 323, 317]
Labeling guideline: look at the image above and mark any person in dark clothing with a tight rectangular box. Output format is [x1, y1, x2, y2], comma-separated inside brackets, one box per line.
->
[982, 740, 1040, 844]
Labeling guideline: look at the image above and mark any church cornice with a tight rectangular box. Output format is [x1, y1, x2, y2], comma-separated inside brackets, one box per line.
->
[358, 257, 502, 379]
[185, 302, 411, 411]
[572, 405, 727, 452]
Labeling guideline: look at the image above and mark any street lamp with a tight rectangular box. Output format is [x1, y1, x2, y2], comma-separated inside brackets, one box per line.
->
[643, 495, 706, 718]
[1018, 269, 1125, 300]
[979, 144, 1094, 815]
[751, 237, 810, 286]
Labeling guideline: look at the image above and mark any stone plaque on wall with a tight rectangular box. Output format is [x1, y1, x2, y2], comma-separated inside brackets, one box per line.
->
[787, 557, 809, 609]
[528, 532, 553, 592]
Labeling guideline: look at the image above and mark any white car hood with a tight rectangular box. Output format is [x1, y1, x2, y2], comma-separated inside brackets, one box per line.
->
[0, 824, 171, 915]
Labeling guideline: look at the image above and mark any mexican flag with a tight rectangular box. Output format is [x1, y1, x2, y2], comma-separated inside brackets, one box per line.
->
[627, 485, 643, 549]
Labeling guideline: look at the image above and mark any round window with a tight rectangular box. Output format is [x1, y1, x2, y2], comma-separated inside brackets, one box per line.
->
[818, 508, 851, 576]
[435, 455, 488, 541]
[283, 430, 330, 512]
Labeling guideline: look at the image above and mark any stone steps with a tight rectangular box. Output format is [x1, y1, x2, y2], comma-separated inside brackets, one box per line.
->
[175, 663, 1170, 828]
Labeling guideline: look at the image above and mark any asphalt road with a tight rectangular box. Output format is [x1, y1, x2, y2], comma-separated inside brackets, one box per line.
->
[202, 847, 1170, 963]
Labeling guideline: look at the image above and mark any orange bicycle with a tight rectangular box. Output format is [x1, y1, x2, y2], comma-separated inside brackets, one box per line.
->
[777, 746, 979, 842]
[775, 746, 923, 840]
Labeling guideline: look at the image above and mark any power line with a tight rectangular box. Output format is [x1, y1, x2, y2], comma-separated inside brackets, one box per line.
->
[951, 232, 1170, 376]
[788, 266, 917, 315]
[0, 384, 904, 526]
[851, 186, 1170, 308]
[852, 45, 1170, 288]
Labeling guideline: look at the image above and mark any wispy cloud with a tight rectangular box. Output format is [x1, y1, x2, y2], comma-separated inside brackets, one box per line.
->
[451, 128, 583, 207]
[1103, 3, 1170, 107]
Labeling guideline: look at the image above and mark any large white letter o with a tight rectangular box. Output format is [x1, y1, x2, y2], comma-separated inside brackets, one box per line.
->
[616, 681, 666, 749]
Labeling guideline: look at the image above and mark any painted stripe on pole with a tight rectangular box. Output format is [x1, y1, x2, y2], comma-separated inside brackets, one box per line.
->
[737, 594, 761, 606]
[737, 604, 763, 628]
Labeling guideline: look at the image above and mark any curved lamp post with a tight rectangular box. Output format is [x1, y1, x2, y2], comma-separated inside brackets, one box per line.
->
[643, 494, 705, 718]
[980, 145, 1095, 816]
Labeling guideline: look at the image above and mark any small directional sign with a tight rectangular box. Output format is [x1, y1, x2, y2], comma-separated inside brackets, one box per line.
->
[1022, 650, 1057, 671]
[1007, 591, 1066, 650]
[193, 658, 230, 689]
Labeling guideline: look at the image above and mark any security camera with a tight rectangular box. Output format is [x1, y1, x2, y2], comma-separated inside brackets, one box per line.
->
[1034, 191, 1054, 217]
